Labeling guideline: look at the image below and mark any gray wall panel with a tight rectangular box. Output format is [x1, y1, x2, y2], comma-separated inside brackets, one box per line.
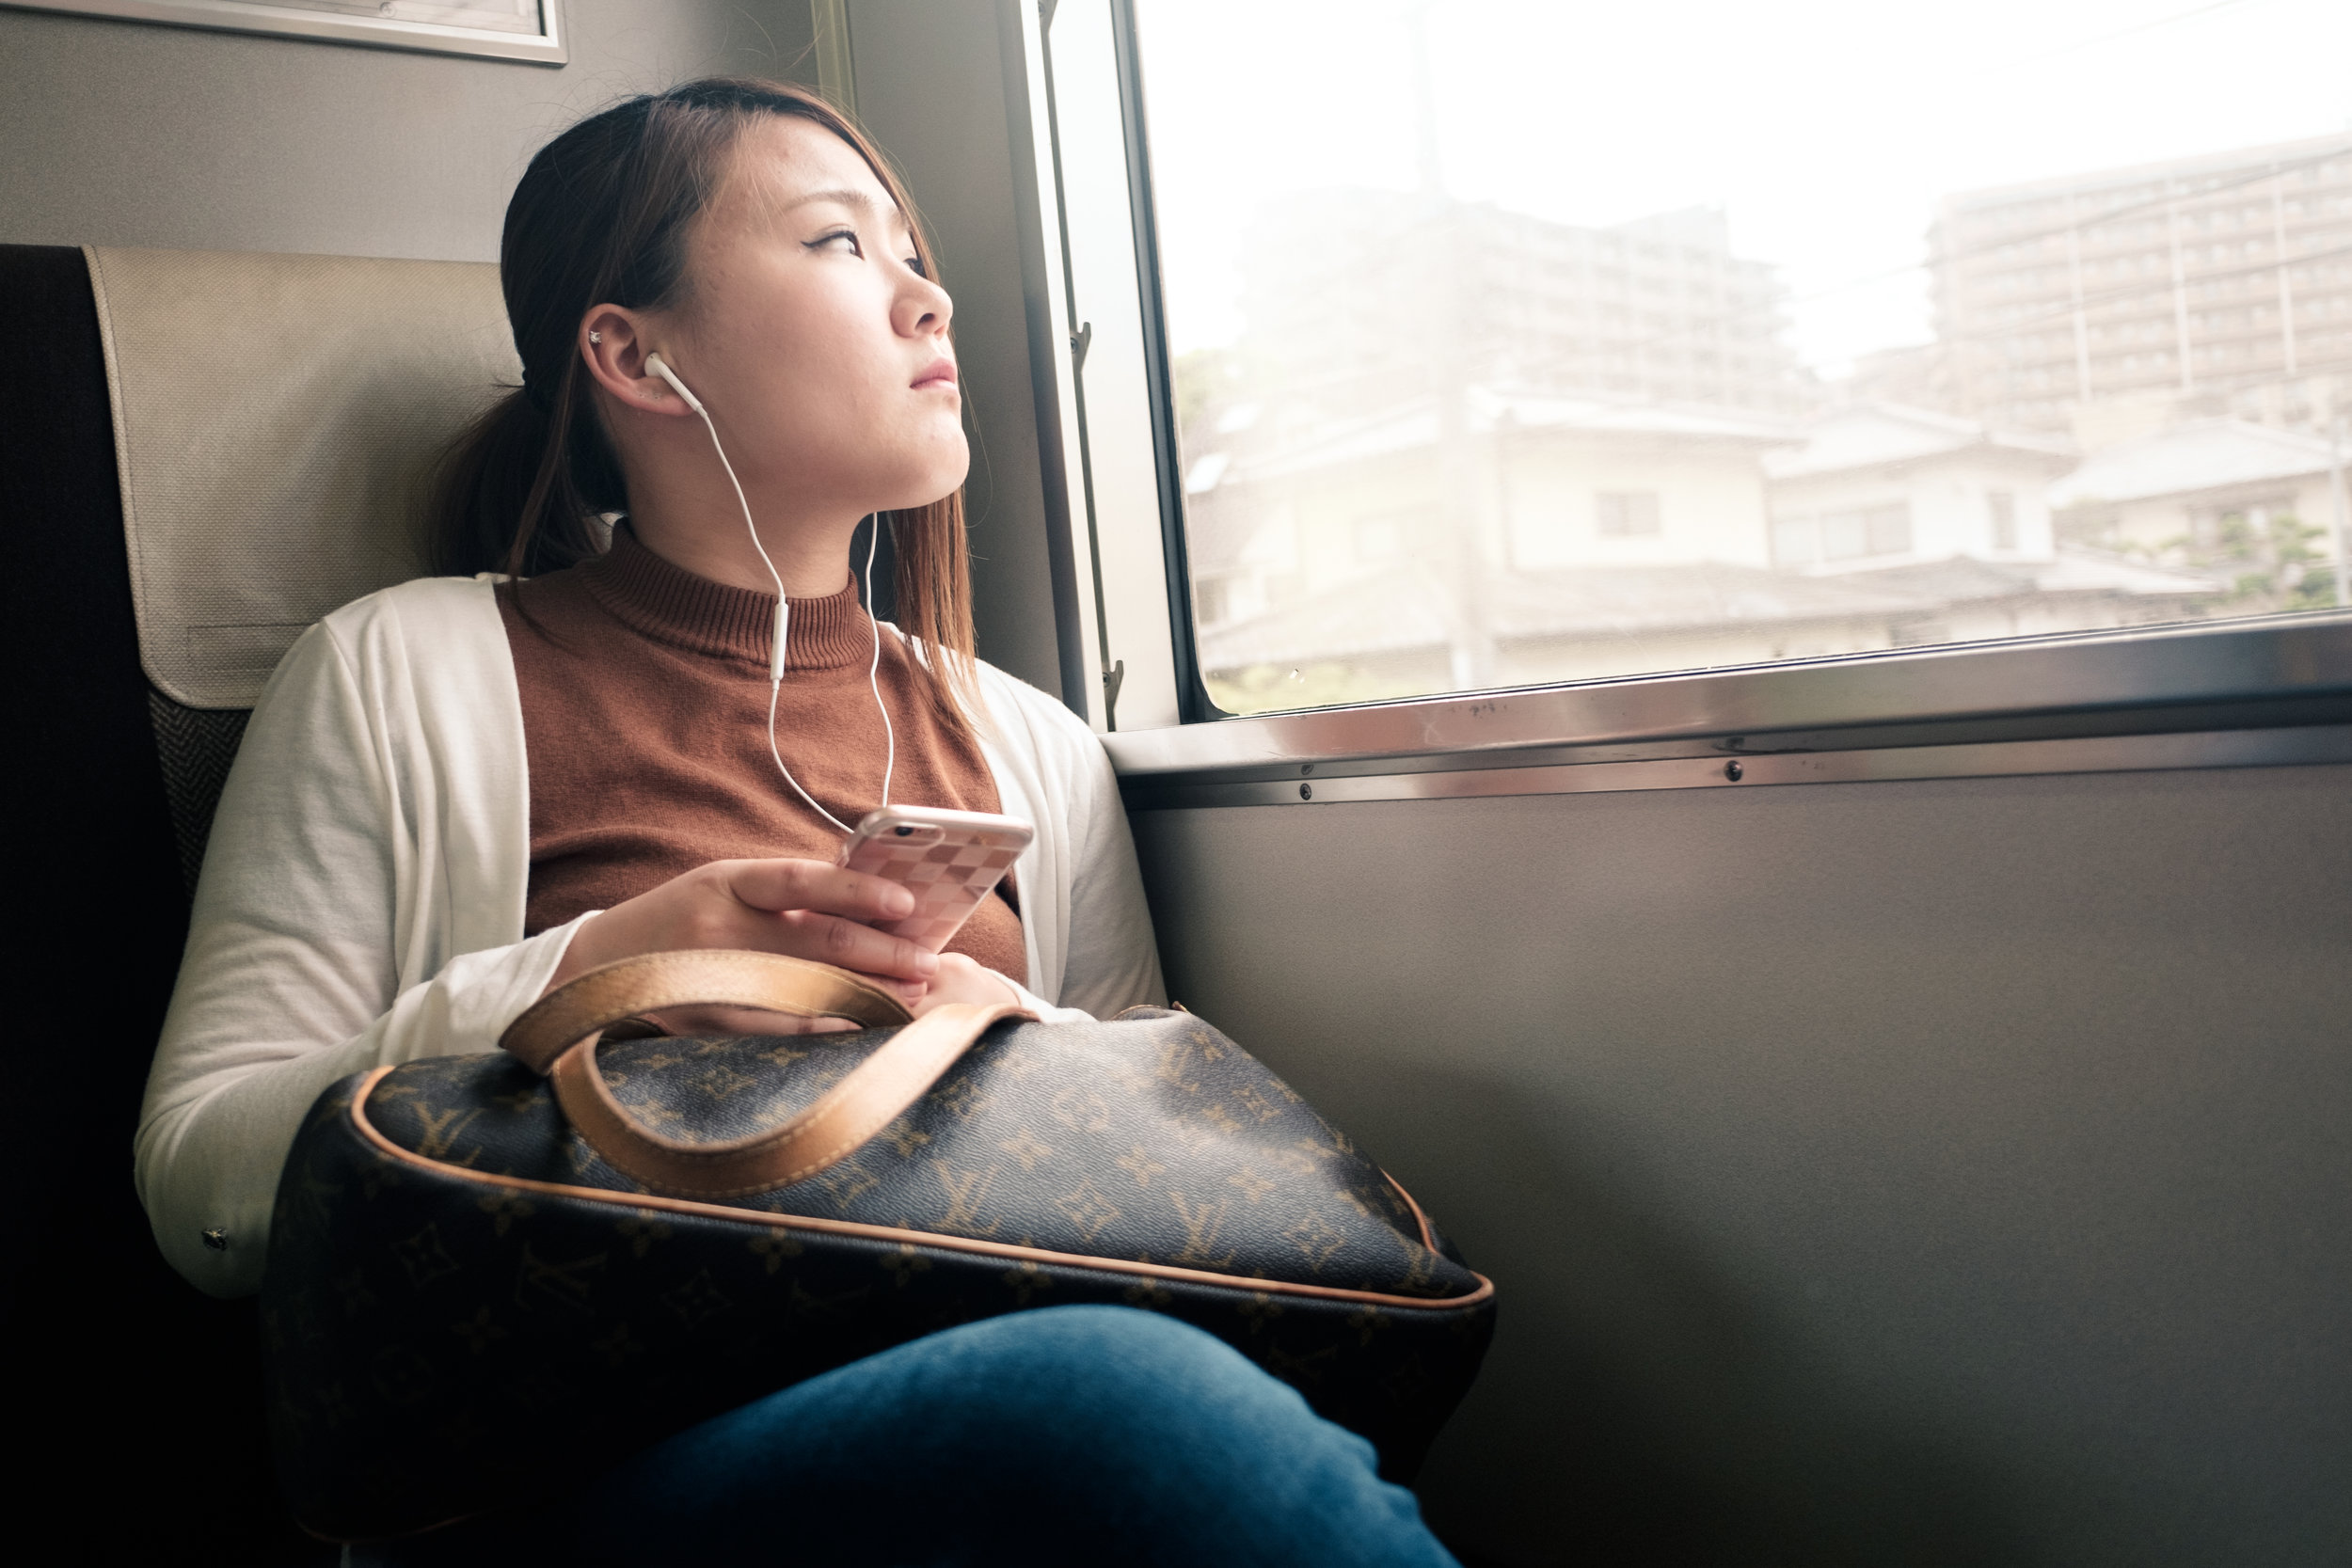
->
[1130, 765, 2352, 1566]
[0, 1, 817, 261]
[0, 0, 1073, 692]
[848, 0, 1071, 701]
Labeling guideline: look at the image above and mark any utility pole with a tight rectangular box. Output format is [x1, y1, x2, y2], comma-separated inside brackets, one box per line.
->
[2168, 190, 2194, 397]
[2272, 164, 2299, 380]
[1405, 0, 1493, 691]
[2328, 415, 2350, 609]
[2066, 189, 2092, 404]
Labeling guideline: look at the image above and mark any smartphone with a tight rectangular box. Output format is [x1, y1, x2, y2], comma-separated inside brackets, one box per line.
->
[836, 805, 1036, 953]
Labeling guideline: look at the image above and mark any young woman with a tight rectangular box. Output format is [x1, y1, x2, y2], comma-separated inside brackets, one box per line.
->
[136, 79, 1460, 1565]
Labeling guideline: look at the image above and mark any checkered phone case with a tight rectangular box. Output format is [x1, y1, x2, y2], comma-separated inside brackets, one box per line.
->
[839, 810, 1033, 952]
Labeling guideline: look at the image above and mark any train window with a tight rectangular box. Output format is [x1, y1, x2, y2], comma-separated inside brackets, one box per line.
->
[1124, 0, 2352, 717]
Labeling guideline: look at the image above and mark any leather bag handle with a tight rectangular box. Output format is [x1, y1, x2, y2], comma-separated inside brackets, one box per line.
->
[501, 950, 913, 1073]
[499, 950, 1033, 1199]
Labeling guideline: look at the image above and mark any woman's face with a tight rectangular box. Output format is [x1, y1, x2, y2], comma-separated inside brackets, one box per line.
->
[648, 115, 967, 518]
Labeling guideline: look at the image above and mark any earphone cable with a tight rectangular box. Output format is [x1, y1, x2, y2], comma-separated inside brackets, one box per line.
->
[682, 395, 893, 837]
[864, 515, 896, 812]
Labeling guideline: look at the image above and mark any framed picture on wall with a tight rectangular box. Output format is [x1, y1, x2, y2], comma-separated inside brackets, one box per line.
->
[4, 0, 566, 64]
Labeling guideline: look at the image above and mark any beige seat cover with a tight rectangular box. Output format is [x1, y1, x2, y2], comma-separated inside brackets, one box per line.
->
[87, 245, 519, 710]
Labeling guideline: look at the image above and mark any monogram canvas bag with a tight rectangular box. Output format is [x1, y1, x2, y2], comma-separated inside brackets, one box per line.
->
[262, 951, 1497, 1542]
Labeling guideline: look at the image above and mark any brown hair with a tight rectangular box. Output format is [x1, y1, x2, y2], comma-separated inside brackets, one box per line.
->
[430, 77, 977, 717]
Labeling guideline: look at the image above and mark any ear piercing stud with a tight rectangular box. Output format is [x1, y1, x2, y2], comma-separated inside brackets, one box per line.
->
[589, 330, 602, 343]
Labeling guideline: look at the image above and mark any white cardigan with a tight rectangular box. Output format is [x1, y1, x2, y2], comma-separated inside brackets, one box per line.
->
[136, 576, 1166, 1298]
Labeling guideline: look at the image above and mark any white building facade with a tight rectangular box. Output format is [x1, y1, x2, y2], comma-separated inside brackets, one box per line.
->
[1764, 404, 2074, 572]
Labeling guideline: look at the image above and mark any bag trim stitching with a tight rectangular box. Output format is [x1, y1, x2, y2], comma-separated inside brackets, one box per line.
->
[1381, 1170, 1440, 1253]
[348, 1067, 1496, 1313]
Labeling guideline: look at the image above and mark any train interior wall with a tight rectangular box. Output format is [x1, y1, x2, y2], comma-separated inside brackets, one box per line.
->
[0, 0, 1079, 700]
[1135, 764, 2352, 1566]
[0, 2, 819, 262]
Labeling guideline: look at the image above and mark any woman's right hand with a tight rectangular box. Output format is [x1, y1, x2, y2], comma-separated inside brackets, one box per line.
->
[542, 857, 939, 1033]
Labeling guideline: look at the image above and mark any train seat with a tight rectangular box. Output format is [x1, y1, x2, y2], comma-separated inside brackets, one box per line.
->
[7, 241, 517, 1562]
[87, 245, 514, 887]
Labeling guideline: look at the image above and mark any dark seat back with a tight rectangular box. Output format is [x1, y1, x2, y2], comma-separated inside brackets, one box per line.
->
[3, 242, 513, 1560]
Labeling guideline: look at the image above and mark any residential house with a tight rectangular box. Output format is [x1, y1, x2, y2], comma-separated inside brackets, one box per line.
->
[2049, 418, 2346, 554]
[1766, 404, 2218, 641]
[1184, 388, 1953, 706]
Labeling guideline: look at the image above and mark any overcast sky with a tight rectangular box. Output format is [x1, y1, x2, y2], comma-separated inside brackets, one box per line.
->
[1133, 0, 2352, 375]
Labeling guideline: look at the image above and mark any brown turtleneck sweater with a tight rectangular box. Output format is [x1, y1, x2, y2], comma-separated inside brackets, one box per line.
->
[501, 529, 1025, 982]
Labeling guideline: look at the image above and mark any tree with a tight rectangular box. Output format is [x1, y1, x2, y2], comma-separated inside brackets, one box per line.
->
[2155, 510, 2333, 613]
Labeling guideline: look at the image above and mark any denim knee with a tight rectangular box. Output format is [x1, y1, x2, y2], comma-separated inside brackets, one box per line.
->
[388, 1306, 1457, 1568]
[916, 1305, 1330, 1435]
[904, 1307, 1368, 1470]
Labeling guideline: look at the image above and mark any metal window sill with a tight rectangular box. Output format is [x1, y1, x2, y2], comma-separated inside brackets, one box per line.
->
[1106, 611, 2352, 796]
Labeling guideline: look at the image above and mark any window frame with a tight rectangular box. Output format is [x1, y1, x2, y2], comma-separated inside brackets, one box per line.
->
[1084, 0, 2352, 767]
[1106, 0, 1222, 725]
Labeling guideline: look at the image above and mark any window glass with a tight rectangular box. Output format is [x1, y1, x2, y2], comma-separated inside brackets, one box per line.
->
[1989, 490, 2020, 549]
[1131, 0, 2352, 715]
[1596, 492, 1661, 538]
[1356, 514, 1408, 562]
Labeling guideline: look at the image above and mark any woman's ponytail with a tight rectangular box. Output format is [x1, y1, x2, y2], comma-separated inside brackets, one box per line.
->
[428, 372, 624, 578]
[428, 390, 565, 577]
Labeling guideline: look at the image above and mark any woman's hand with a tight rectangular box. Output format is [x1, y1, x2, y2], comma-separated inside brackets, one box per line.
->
[544, 857, 940, 1034]
[908, 951, 1023, 1018]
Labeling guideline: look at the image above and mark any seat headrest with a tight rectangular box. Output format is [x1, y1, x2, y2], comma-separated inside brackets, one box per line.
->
[87, 245, 518, 709]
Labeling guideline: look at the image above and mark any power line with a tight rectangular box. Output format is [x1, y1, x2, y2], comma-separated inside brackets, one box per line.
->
[1184, 154, 2352, 408]
[1589, 141, 2352, 369]
[1955, 239, 2352, 352]
[1933, 141, 2348, 263]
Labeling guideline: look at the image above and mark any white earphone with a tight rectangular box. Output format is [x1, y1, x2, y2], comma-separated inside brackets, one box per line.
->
[643, 351, 895, 836]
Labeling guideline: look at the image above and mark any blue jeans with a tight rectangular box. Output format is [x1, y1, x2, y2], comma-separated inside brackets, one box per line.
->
[380, 1305, 1462, 1567]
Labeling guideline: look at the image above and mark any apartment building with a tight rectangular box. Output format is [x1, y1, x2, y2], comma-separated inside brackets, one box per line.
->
[1229, 192, 1809, 421]
[1931, 132, 2352, 435]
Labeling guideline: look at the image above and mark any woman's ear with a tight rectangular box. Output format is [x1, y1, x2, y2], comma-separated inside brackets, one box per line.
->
[580, 307, 696, 417]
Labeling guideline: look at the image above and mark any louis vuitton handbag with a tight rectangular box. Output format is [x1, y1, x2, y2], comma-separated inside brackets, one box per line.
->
[262, 950, 1497, 1542]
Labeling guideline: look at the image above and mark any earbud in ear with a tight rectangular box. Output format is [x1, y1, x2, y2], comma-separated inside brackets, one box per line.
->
[642, 352, 706, 414]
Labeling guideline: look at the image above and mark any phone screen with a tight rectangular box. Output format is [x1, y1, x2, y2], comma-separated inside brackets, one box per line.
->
[838, 808, 1034, 952]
